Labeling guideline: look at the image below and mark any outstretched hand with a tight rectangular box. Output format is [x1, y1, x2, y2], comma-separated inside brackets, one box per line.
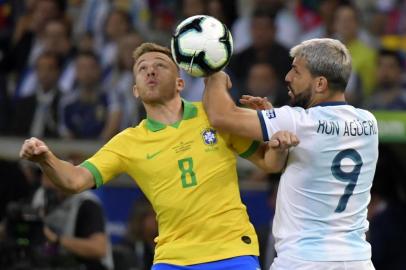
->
[240, 95, 273, 110]
[268, 131, 299, 152]
[19, 137, 50, 163]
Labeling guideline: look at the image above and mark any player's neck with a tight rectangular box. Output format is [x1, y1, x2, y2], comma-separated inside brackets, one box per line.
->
[145, 97, 183, 125]
[309, 91, 346, 108]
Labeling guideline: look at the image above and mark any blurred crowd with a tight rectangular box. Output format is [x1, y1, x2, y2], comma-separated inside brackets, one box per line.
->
[0, 0, 406, 269]
[0, 0, 405, 140]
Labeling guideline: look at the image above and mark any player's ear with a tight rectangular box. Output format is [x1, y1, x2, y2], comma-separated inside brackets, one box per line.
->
[315, 76, 328, 93]
[176, 77, 185, 93]
[133, 85, 139, 98]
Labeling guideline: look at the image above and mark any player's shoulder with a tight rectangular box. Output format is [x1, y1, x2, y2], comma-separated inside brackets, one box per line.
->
[338, 105, 378, 122]
[108, 122, 146, 143]
[274, 105, 305, 113]
[354, 107, 377, 121]
[272, 105, 305, 118]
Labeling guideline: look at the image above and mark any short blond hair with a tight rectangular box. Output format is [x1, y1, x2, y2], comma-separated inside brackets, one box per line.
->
[132, 42, 178, 70]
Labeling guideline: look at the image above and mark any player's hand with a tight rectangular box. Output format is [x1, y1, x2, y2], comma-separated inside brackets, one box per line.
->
[43, 226, 59, 244]
[19, 137, 50, 163]
[240, 95, 273, 110]
[268, 131, 299, 152]
[204, 71, 232, 89]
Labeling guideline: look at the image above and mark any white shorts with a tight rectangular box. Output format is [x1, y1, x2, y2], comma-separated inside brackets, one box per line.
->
[270, 256, 375, 270]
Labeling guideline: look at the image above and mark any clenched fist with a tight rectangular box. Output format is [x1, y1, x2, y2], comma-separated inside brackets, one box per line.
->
[19, 137, 50, 163]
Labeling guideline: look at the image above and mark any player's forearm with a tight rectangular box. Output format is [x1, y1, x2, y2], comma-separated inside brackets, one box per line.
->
[264, 149, 289, 173]
[38, 152, 91, 193]
[204, 73, 263, 140]
[60, 234, 107, 259]
[203, 73, 236, 130]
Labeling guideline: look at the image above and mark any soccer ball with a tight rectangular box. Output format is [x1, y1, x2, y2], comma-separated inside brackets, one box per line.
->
[171, 15, 233, 77]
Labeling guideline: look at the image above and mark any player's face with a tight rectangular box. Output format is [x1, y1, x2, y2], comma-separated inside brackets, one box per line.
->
[285, 57, 315, 108]
[133, 52, 184, 104]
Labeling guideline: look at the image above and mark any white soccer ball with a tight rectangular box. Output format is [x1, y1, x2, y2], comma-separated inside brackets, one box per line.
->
[171, 15, 233, 77]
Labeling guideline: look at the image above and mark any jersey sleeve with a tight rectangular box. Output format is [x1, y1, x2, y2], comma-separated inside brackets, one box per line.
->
[257, 106, 298, 141]
[80, 133, 129, 188]
[227, 133, 261, 159]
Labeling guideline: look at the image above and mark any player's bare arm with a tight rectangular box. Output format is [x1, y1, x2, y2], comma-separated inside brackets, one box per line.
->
[265, 131, 299, 173]
[44, 226, 107, 258]
[203, 72, 263, 141]
[19, 137, 95, 193]
[248, 131, 299, 173]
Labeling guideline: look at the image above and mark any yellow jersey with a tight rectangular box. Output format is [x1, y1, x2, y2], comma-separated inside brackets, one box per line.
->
[81, 100, 260, 265]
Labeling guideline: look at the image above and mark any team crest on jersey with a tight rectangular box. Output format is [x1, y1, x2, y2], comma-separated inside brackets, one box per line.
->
[201, 128, 217, 146]
[265, 109, 276, 119]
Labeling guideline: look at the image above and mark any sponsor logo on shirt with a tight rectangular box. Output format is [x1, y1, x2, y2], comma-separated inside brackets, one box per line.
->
[265, 109, 276, 119]
[146, 150, 162, 160]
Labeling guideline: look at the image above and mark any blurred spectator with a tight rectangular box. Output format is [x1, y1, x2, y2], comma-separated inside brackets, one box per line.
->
[356, 0, 406, 36]
[4, 0, 63, 77]
[232, 0, 301, 53]
[9, 52, 63, 138]
[300, 0, 340, 41]
[0, 160, 33, 220]
[108, 32, 144, 130]
[0, 74, 9, 134]
[113, 0, 151, 39]
[10, 0, 36, 45]
[67, 0, 110, 51]
[229, 9, 291, 95]
[31, 172, 114, 270]
[61, 51, 120, 140]
[368, 194, 406, 270]
[364, 49, 406, 110]
[113, 197, 157, 270]
[244, 61, 289, 107]
[181, 0, 207, 19]
[77, 31, 95, 52]
[43, 19, 77, 94]
[333, 3, 377, 97]
[273, 0, 302, 48]
[207, 0, 237, 30]
[367, 145, 406, 270]
[294, 0, 323, 33]
[100, 9, 132, 72]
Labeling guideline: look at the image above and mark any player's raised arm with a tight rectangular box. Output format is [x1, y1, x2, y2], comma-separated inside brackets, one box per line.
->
[19, 137, 95, 193]
[203, 72, 263, 141]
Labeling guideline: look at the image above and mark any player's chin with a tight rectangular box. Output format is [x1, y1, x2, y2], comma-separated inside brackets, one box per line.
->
[140, 94, 161, 104]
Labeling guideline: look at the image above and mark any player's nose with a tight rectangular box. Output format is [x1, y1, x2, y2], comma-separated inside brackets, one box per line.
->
[285, 71, 292, 83]
[147, 66, 156, 76]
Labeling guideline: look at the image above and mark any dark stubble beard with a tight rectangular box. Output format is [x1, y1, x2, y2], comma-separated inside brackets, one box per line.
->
[288, 84, 312, 108]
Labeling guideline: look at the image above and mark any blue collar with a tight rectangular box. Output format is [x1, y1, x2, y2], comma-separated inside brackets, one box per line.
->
[313, 101, 347, 107]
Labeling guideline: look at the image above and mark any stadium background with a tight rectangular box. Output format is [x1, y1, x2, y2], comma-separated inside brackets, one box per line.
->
[0, 0, 405, 269]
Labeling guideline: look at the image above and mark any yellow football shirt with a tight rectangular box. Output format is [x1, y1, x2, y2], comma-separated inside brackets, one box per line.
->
[81, 100, 260, 265]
